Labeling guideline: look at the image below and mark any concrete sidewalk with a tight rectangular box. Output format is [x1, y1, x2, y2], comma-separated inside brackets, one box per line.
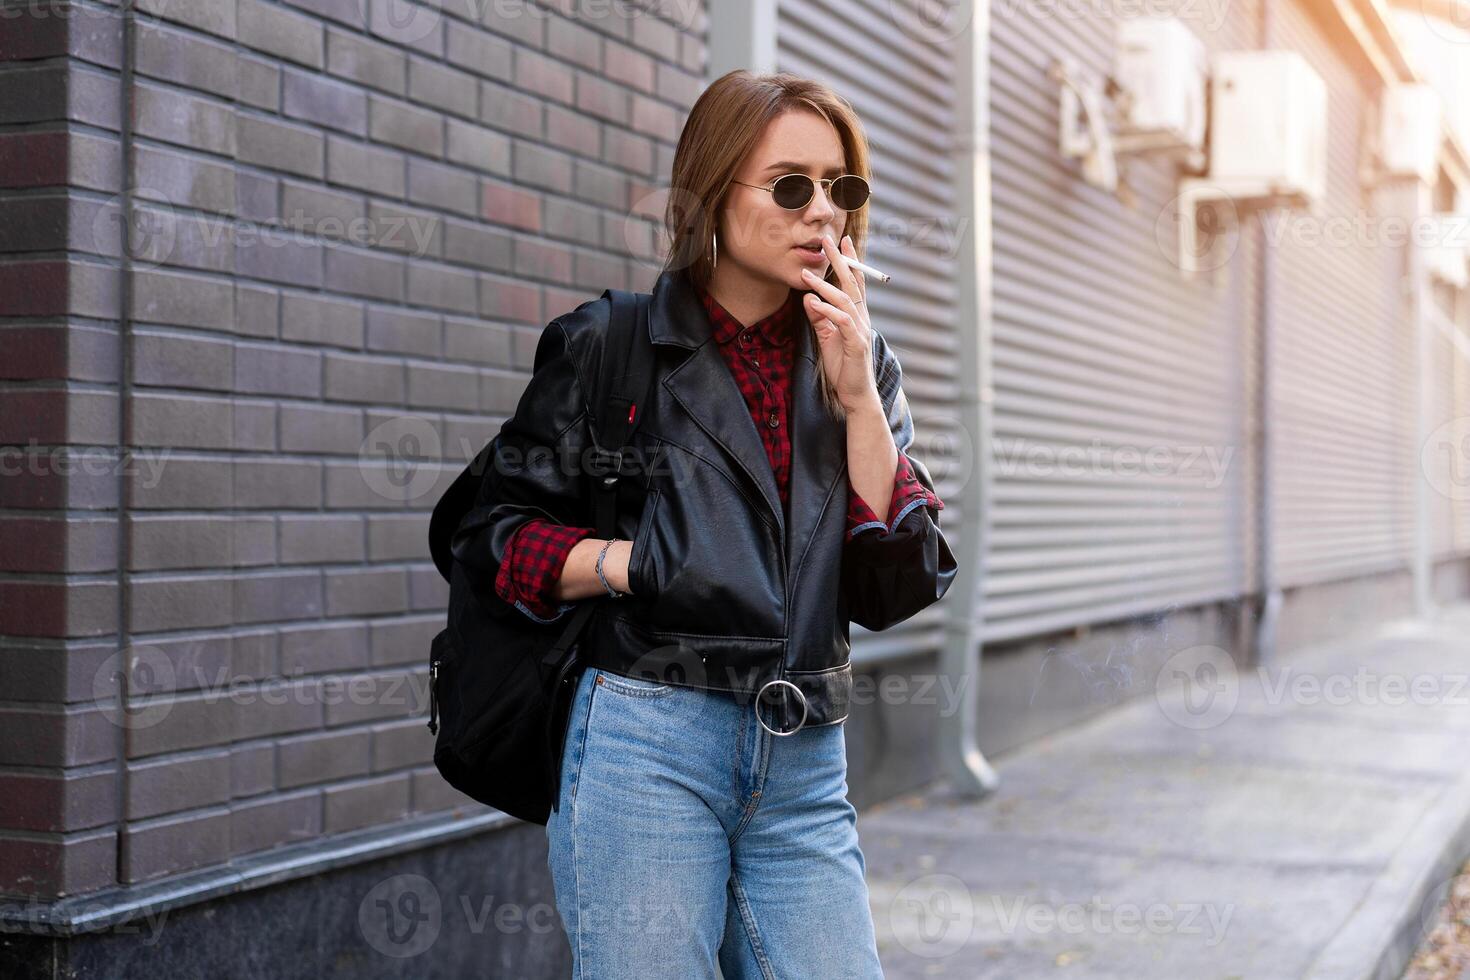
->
[859, 604, 1470, 980]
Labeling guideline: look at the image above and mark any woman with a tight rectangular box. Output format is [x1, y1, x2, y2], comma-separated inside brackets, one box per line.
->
[461, 70, 957, 978]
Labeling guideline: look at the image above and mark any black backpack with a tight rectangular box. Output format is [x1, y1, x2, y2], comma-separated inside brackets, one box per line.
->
[425, 288, 655, 825]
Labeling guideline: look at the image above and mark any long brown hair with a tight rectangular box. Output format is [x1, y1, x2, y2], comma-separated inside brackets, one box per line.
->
[663, 69, 872, 421]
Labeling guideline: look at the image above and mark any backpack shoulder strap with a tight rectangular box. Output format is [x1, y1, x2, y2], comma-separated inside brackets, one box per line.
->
[587, 288, 655, 538]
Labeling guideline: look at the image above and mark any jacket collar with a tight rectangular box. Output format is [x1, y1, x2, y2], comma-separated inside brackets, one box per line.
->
[643, 267, 844, 561]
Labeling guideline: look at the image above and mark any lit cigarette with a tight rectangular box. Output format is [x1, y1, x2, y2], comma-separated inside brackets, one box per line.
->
[843, 256, 891, 283]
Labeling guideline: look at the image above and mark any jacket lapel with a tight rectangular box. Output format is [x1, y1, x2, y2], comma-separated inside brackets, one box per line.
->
[647, 268, 846, 558]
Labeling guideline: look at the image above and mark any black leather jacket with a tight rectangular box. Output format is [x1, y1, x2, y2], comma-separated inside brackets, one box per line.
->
[452, 267, 957, 732]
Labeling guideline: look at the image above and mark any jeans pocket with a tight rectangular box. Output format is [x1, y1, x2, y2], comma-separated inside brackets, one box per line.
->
[597, 668, 677, 698]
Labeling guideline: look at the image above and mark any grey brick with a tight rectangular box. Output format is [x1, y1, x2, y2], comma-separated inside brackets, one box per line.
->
[477, 272, 539, 323]
[368, 93, 443, 156]
[657, 61, 702, 106]
[543, 196, 601, 247]
[630, 91, 678, 141]
[129, 572, 235, 632]
[132, 82, 237, 156]
[321, 669, 415, 727]
[365, 201, 441, 257]
[130, 392, 233, 450]
[231, 791, 320, 853]
[445, 20, 512, 81]
[279, 622, 369, 675]
[280, 180, 368, 236]
[368, 615, 438, 668]
[132, 456, 233, 510]
[229, 676, 322, 739]
[443, 314, 512, 366]
[574, 69, 627, 124]
[235, 282, 280, 339]
[132, 144, 236, 217]
[604, 124, 654, 175]
[365, 513, 426, 562]
[233, 459, 322, 509]
[366, 0, 443, 58]
[238, 0, 323, 69]
[281, 291, 364, 349]
[371, 718, 429, 772]
[233, 569, 323, 624]
[323, 244, 404, 303]
[442, 216, 511, 271]
[231, 743, 275, 798]
[326, 28, 407, 95]
[277, 514, 366, 564]
[406, 260, 477, 314]
[573, 157, 628, 209]
[133, 20, 239, 101]
[238, 55, 281, 112]
[135, 0, 236, 41]
[324, 567, 407, 617]
[238, 113, 325, 180]
[236, 169, 280, 224]
[406, 157, 477, 217]
[233, 517, 277, 566]
[126, 751, 232, 820]
[122, 809, 230, 883]
[283, 66, 367, 137]
[327, 135, 406, 198]
[278, 729, 371, 788]
[280, 402, 363, 454]
[445, 119, 510, 175]
[545, 103, 599, 157]
[630, 9, 679, 60]
[482, 0, 543, 48]
[234, 341, 322, 397]
[323, 773, 409, 833]
[480, 79, 540, 136]
[407, 362, 478, 410]
[511, 139, 573, 194]
[514, 48, 573, 104]
[234, 399, 276, 452]
[546, 13, 599, 67]
[512, 235, 572, 284]
[407, 56, 477, 120]
[366, 305, 439, 356]
[235, 224, 322, 289]
[131, 330, 234, 391]
[324, 351, 406, 404]
[603, 39, 654, 93]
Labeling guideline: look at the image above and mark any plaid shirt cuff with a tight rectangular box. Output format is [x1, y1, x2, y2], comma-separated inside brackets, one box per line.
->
[494, 519, 600, 623]
[846, 452, 943, 540]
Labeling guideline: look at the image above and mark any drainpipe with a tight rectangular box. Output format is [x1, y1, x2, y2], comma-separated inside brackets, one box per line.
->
[1250, 0, 1284, 668]
[1411, 178, 1436, 616]
[941, 0, 999, 799]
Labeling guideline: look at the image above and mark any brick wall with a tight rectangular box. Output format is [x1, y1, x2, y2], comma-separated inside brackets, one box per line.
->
[0, 0, 706, 900]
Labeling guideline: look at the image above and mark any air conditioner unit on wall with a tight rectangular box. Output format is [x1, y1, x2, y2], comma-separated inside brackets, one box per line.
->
[1379, 84, 1443, 184]
[1113, 16, 1208, 158]
[1426, 213, 1470, 289]
[1205, 50, 1328, 204]
[1172, 50, 1329, 275]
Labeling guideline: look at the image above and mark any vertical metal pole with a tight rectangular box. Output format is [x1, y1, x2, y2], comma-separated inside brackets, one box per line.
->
[1412, 179, 1437, 616]
[706, 0, 778, 78]
[941, 0, 999, 798]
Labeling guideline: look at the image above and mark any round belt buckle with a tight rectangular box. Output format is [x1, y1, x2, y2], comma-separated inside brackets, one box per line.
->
[755, 678, 808, 737]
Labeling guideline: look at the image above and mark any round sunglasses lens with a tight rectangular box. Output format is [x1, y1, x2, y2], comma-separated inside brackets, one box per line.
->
[771, 175, 815, 210]
[830, 175, 869, 210]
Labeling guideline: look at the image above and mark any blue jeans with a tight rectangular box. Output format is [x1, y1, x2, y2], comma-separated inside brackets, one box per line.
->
[545, 666, 886, 979]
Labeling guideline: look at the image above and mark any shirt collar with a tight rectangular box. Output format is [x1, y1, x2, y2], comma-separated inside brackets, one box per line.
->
[697, 283, 797, 348]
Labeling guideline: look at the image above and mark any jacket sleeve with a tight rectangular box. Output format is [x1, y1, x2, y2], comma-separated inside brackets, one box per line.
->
[450, 317, 596, 624]
[841, 334, 959, 632]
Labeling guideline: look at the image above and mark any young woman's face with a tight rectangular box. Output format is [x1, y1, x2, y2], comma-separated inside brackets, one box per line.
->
[720, 110, 849, 292]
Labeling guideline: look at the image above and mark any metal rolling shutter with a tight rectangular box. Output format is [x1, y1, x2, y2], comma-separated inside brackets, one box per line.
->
[777, 0, 963, 660]
[984, 6, 1260, 642]
[1429, 285, 1463, 557]
[1270, 2, 1417, 586]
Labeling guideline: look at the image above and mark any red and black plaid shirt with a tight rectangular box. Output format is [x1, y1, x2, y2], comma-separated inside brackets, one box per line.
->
[494, 284, 944, 621]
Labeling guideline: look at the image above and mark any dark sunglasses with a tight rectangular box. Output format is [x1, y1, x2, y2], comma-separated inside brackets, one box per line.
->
[731, 173, 870, 211]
